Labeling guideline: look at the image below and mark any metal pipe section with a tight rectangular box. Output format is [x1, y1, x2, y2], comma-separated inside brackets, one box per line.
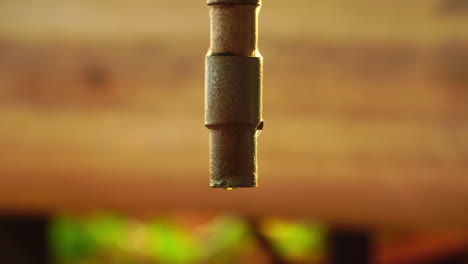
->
[205, 0, 263, 188]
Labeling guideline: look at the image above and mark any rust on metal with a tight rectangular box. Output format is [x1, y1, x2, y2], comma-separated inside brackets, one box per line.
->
[205, 0, 263, 188]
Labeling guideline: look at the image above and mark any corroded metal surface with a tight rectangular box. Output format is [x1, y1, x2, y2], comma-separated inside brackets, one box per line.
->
[205, 0, 263, 188]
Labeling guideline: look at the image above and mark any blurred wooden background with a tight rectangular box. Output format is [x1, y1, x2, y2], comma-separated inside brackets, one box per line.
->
[0, 0, 467, 227]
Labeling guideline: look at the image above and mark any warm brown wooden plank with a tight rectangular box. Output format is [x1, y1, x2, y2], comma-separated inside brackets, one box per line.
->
[0, 107, 467, 227]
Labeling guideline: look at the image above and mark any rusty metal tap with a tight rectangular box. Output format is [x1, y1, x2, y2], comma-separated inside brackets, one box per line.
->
[205, 0, 263, 188]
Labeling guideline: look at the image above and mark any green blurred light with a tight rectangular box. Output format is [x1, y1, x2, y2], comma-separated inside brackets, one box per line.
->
[264, 219, 325, 260]
[147, 219, 198, 263]
[49, 216, 98, 263]
[85, 213, 127, 250]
